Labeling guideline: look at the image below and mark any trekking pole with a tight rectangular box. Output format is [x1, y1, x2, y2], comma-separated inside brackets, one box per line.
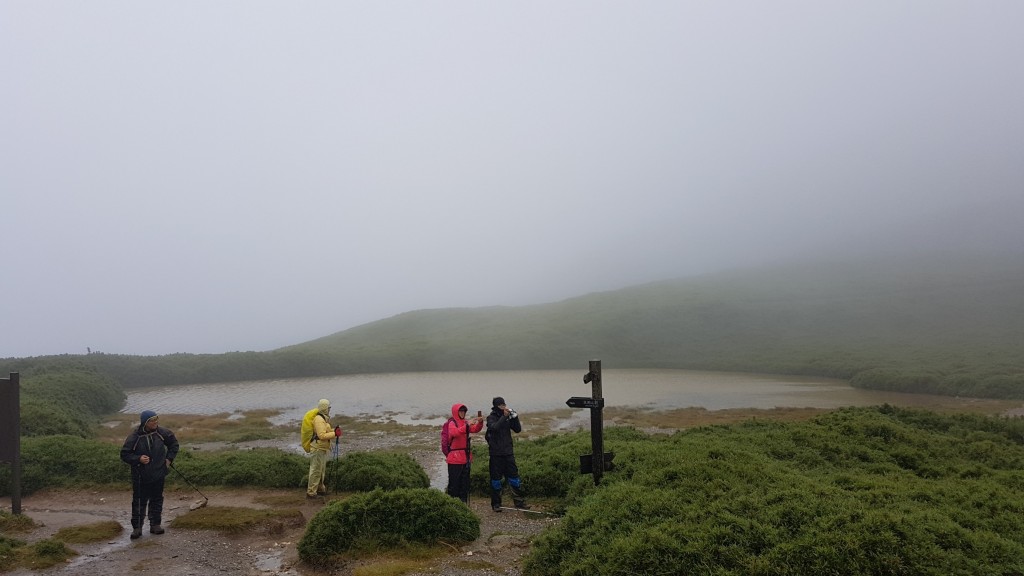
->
[170, 463, 209, 509]
[495, 506, 560, 516]
[326, 426, 341, 492]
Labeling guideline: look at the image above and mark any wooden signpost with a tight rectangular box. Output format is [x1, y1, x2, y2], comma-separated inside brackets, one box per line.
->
[566, 360, 614, 485]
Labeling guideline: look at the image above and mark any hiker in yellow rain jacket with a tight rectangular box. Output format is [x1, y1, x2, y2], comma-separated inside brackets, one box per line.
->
[307, 399, 338, 498]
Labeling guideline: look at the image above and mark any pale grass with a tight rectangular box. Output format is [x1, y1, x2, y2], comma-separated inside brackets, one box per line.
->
[170, 505, 303, 534]
[53, 520, 123, 544]
[352, 558, 436, 576]
[0, 510, 40, 533]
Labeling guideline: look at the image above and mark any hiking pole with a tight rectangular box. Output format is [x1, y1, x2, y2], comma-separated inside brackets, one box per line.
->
[170, 463, 209, 510]
[495, 506, 560, 516]
[325, 426, 341, 493]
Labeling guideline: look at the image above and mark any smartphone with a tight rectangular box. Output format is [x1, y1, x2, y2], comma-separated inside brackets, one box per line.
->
[477, 410, 482, 418]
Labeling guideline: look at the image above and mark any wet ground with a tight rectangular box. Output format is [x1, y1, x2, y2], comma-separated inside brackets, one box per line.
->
[1, 429, 555, 576]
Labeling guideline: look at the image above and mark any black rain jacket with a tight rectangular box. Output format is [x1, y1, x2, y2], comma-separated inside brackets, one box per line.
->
[120, 425, 180, 484]
[485, 406, 521, 456]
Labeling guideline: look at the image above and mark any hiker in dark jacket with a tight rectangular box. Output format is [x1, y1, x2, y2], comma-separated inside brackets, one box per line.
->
[120, 410, 179, 539]
[485, 397, 528, 511]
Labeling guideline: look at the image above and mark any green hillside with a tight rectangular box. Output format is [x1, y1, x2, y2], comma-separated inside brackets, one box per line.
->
[285, 252, 1024, 398]
[2, 252, 1022, 398]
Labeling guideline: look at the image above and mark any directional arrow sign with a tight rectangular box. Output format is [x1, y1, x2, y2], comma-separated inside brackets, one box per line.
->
[566, 396, 603, 410]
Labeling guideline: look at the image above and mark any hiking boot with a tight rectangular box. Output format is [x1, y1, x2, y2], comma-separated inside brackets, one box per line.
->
[130, 526, 142, 539]
[306, 493, 321, 500]
[492, 504, 503, 513]
[514, 501, 531, 510]
[150, 524, 165, 535]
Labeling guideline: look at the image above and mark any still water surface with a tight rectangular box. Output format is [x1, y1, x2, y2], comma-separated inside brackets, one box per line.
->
[120, 369, 986, 426]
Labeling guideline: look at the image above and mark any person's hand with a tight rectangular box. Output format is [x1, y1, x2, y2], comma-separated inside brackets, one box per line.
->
[140, 455, 150, 465]
[334, 426, 342, 437]
[164, 459, 171, 468]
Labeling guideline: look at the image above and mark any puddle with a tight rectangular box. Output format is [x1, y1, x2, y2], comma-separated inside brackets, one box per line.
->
[254, 547, 302, 575]
[254, 551, 281, 571]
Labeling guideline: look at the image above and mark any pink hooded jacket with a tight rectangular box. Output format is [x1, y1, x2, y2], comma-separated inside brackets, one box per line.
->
[444, 403, 483, 465]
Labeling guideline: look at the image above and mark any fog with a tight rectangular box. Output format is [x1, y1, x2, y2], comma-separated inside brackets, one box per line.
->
[2, 2, 1022, 358]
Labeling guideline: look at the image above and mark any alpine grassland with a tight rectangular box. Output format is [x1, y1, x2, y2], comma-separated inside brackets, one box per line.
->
[298, 488, 480, 563]
[522, 406, 1024, 575]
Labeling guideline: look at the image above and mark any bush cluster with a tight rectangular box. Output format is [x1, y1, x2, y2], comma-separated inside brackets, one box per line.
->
[298, 488, 478, 563]
[469, 425, 650, 499]
[18, 369, 125, 438]
[524, 406, 1024, 575]
[171, 448, 308, 489]
[1, 438, 436, 497]
[0, 436, 124, 495]
[327, 451, 429, 492]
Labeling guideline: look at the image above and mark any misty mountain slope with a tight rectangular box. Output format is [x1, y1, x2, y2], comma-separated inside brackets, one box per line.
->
[285, 253, 1024, 396]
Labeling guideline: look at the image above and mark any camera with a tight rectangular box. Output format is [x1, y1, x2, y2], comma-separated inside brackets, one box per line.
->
[508, 409, 518, 419]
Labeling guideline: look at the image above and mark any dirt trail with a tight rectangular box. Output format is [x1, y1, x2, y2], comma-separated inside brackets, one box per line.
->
[3, 484, 556, 576]
[2, 430, 558, 576]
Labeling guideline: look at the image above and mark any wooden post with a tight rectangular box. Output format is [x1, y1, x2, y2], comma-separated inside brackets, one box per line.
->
[568, 361, 614, 485]
[588, 360, 604, 485]
[0, 373, 21, 514]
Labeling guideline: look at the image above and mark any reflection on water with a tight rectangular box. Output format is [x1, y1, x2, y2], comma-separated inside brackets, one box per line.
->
[120, 369, 975, 426]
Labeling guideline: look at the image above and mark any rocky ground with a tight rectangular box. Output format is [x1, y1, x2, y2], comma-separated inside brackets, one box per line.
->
[1, 429, 560, 576]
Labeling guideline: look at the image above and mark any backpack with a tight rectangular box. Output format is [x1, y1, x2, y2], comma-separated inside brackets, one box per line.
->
[300, 408, 322, 453]
[440, 417, 455, 456]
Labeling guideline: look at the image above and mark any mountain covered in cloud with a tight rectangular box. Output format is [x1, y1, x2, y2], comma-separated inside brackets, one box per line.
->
[3, 250, 1021, 399]
[282, 250, 1024, 397]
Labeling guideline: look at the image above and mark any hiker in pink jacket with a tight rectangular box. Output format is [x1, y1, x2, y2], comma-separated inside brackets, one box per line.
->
[444, 403, 484, 503]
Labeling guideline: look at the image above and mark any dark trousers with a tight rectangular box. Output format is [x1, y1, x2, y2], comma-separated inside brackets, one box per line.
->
[489, 454, 525, 507]
[446, 463, 471, 503]
[132, 477, 165, 527]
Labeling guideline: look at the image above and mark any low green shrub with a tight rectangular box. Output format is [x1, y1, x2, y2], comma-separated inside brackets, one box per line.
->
[20, 397, 96, 438]
[24, 538, 76, 569]
[328, 451, 429, 492]
[0, 440, 310, 496]
[470, 425, 651, 499]
[525, 407, 1024, 575]
[171, 448, 307, 488]
[19, 369, 124, 438]
[298, 488, 479, 563]
[0, 535, 25, 571]
[0, 436, 124, 496]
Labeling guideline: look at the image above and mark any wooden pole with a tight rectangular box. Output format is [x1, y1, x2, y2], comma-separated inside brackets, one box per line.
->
[0, 373, 21, 514]
[589, 360, 604, 486]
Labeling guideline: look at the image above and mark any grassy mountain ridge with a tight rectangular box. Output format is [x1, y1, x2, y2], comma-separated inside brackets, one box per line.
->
[2, 252, 1021, 397]
[282, 253, 1023, 396]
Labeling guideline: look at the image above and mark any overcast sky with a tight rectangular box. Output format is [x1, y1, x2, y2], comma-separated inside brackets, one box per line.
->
[2, 2, 1022, 358]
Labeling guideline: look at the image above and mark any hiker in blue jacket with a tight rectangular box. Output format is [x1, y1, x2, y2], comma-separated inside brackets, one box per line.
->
[485, 397, 528, 511]
[120, 410, 179, 539]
